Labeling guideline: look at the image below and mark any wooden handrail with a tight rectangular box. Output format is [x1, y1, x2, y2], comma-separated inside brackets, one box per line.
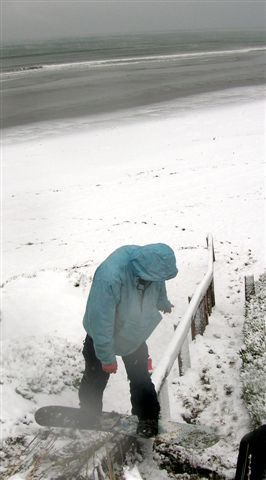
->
[152, 234, 215, 416]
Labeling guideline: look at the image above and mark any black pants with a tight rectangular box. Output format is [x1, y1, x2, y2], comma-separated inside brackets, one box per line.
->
[79, 335, 160, 420]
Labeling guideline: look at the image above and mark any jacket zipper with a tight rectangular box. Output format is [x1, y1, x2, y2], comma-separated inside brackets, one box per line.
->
[138, 281, 151, 312]
[140, 290, 144, 311]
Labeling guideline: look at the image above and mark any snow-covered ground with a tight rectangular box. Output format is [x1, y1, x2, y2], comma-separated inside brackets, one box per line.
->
[1, 85, 265, 478]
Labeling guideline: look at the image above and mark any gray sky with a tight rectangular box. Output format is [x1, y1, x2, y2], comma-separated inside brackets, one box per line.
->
[2, 0, 266, 43]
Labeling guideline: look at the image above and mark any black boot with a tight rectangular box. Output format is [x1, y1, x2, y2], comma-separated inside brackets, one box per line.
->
[136, 418, 159, 438]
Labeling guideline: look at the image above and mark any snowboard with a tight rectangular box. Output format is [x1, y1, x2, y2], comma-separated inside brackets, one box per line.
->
[35, 405, 219, 446]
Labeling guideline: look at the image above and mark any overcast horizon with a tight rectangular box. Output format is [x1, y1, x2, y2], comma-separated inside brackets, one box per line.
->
[2, 0, 266, 45]
[3, 28, 266, 47]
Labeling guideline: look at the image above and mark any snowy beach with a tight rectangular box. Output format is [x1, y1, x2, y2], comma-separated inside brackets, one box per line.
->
[2, 30, 265, 129]
[1, 84, 265, 477]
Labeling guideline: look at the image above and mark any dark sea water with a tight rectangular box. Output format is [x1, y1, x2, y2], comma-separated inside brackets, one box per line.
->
[1, 30, 266, 128]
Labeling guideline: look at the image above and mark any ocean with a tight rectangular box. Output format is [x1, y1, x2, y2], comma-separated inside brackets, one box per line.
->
[1, 30, 266, 128]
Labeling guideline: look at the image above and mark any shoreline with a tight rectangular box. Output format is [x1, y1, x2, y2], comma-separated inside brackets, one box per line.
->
[3, 45, 266, 75]
[2, 39, 265, 131]
[2, 84, 265, 142]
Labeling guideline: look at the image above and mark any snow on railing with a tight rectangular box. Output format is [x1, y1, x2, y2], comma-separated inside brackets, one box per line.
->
[151, 233, 215, 419]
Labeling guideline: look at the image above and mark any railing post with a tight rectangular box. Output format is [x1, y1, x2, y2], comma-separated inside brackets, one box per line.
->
[206, 234, 215, 262]
[158, 380, 171, 420]
[206, 286, 212, 315]
[178, 336, 191, 376]
[191, 314, 196, 340]
[210, 279, 215, 308]
[206, 234, 215, 311]
[188, 296, 196, 340]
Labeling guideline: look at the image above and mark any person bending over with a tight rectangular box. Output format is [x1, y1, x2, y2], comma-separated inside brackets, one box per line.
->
[79, 243, 178, 437]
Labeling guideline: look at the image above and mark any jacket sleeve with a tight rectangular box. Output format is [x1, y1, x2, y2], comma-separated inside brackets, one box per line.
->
[83, 278, 120, 364]
[157, 281, 172, 311]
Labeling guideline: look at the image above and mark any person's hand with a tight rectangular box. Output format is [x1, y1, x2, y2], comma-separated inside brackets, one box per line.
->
[102, 362, 118, 374]
[163, 303, 174, 314]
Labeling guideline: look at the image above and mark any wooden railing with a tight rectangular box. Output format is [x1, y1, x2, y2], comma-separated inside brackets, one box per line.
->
[151, 234, 216, 419]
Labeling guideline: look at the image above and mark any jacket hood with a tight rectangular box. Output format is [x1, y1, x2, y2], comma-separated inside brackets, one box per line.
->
[130, 243, 178, 281]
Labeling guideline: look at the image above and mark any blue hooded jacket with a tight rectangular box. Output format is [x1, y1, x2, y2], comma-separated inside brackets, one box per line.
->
[83, 243, 178, 364]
